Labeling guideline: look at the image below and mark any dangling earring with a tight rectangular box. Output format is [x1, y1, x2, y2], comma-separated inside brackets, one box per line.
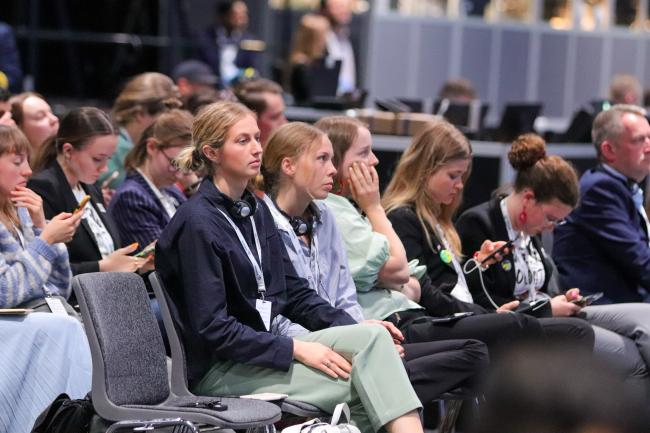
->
[518, 208, 527, 225]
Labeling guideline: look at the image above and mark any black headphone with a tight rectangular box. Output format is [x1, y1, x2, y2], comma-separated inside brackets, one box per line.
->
[273, 199, 320, 237]
[226, 190, 257, 219]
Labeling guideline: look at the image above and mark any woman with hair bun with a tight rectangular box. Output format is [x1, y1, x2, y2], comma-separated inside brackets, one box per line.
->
[457, 133, 650, 402]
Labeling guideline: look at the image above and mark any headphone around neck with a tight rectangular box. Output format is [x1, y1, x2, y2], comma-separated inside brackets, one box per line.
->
[226, 190, 258, 219]
[273, 199, 319, 237]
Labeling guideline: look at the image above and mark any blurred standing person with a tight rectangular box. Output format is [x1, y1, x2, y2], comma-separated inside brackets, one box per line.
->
[320, 0, 356, 94]
[0, 22, 22, 94]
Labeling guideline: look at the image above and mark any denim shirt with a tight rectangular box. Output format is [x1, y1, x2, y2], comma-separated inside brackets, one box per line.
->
[263, 195, 364, 337]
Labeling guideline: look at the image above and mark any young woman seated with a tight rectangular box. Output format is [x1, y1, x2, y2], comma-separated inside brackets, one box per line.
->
[456, 133, 650, 401]
[0, 125, 91, 433]
[155, 101, 424, 433]
[108, 109, 192, 250]
[314, 115, 553, 357]
[28, 107, 149, 275]
[260, 121, 489, 403]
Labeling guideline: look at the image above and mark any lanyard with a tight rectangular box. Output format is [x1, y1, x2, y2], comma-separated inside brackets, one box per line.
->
[216, 208, 266, 297]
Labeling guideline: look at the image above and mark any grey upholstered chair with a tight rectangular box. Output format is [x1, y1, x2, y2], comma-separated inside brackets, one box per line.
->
[148, 271, 327, 419]
[73, 272, 281, 432]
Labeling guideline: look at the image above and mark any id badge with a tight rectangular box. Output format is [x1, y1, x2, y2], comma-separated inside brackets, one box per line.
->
[45, 297, 68, 316]
[255, 299, 272, 331]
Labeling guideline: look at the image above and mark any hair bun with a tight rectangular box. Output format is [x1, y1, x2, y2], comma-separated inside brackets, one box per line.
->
[508, 133, 547, 170]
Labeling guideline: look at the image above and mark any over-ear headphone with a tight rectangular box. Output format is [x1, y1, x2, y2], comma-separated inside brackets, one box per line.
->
[227, 190, 257, 219]
[288, 215, 313, 237]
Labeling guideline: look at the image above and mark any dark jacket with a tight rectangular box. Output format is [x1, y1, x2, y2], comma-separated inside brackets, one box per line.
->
[387, 206, 488, 316]
[456, 197, 558, 310]
[197, 26, 259, 84]
[108, 170, 186, 250]
[28, 161, 122, 275]
[553, 165, 650, 303]
[155, 179, 355, 385]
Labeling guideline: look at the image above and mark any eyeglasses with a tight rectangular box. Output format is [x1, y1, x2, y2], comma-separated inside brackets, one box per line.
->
[543, 213, 566, 227]
[159, 148, 179, 172]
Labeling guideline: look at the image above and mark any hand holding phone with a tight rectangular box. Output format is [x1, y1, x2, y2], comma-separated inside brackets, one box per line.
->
[571, 292, 604, 307]
[480, 239, 516, 266]
[135, 244, 156, 258]
[74, 195, 91, 214]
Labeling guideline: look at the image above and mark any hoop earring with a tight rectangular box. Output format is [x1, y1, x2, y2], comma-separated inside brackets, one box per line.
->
[518, 209, 527, 225]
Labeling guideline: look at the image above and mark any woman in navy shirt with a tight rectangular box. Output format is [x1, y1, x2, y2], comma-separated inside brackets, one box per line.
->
[155, 101, 424, 433]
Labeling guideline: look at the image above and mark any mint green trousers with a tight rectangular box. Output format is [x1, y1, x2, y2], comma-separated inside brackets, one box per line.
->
[194, 323, 422, 433]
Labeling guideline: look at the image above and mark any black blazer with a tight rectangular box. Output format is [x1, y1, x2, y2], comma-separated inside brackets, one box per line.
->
[387, 206, 487, 316]
[28, 161, 122, 275]
[456, 197, 559, 310]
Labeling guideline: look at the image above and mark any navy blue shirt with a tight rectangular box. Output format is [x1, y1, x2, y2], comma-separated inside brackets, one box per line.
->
[156, 179, 355, 384]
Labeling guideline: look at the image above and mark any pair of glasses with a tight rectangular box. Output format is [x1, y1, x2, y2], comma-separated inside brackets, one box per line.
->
[159, 148, 179, 172]
[543, 214, 566, 227]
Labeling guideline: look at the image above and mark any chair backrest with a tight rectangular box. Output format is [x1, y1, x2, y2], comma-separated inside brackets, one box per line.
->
[73, 272, 170, 406]
[148, 271, 192, 396]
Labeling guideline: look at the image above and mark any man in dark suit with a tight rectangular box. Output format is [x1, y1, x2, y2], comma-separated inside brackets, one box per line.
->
[553, 104, 650, 303]
[197, 1, 261, 87]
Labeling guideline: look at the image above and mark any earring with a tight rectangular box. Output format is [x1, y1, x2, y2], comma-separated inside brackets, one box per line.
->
[518, 208, 527, 225]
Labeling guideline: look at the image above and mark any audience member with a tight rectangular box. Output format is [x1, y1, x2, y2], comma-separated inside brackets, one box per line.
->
[553, 105, 650, 303]
[0, 22, 22, 93]
[437, 78, 477, 103]
[316, 115, 553, 359]
[260, 121, 489, 403]
[287, 14, 331, 104]
[381, 120, 594, 351]
[171, 59, 219, 102]
[610, 74, 642, 106]
[108, 109, 191, 249]
[100, 72, 181, 189]
[184, 87, 224, 115]
[320, 0, 357, 94]
[28, 107, 148, 275]
[0, 87, 14, 127]
[9, 92, 59, 154]
[457, 133, 650, 401]
[156, 101, 424, 433]
[198, 0, 261, 87]
[0, 125, 90, 433]
[235, 78, 287, 146]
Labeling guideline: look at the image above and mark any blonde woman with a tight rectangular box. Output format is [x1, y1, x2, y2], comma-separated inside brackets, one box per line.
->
[155, 102, 424, 433]
[287, 13, 330, 103]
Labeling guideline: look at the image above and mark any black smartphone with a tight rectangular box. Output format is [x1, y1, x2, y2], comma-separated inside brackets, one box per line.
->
[479, 239, 516, 265]
[429, 312, 474, 324]
[571, 292, 604, 307]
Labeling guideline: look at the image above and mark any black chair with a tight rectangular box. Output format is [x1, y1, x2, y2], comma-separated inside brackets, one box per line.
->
[494, 103, 543, 142]
[148, 272, 328, 419]
[73, 272, 281, 432]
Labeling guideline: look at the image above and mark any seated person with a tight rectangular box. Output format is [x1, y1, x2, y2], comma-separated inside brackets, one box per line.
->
[457, 133, 650, 401]
[315, 115, 555, 358]
[9, 92, 59, 155]
[260, 121, 489, 402]
[553, 105, 650, 303]
[0, 125, 90, 433]
[28, 107, 148, 275]
[234, 78, 287, 147]
[155, 101, 424, 433]
[108, 109, 192, 249]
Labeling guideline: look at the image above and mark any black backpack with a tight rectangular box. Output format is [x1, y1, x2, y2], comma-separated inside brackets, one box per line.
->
[31, 393, 95, 433]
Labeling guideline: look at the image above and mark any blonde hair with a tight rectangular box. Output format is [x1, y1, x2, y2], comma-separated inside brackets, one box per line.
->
[124, 109, 193, 171]
[289, 14, 330, 65]
[0, 126, 32, 230]
[176, 101, 254, 177]
[112, 72, 181, 126]
[260, 122, 326, 196]
[382, 121, 472, 257]
[314, 115, 364, 172]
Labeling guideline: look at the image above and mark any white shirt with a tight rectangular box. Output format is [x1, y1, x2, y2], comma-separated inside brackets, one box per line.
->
[72, 186, 115, 258]
[325, 30, 356, 94]
[434, 224, 474, 303]
[135, 168, 178, 219]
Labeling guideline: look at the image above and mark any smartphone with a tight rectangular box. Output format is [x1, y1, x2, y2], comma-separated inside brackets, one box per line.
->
[135, 244, 156, 258]
[479, 239, 516, 266]
[429, 312, 474, 324]
[73, 195, 91, 214]
[101, 171, 119, 189]
[571, 292, 604, 307]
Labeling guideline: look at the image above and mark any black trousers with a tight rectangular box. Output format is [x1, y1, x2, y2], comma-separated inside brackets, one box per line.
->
[402, 339, 489, 403]
[389, 310, 594, 358]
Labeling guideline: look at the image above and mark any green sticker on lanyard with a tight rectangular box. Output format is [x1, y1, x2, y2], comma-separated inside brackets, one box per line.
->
[439, 249, 453, 264]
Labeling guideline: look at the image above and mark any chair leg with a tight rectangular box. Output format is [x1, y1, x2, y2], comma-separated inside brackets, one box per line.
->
[438, 400, 464, 433]
[245, 425, 277, 433]
[105, 418, 200, 433]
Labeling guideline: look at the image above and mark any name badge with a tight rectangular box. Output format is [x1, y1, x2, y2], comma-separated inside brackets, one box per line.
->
[45, 297, 68, 316]
[255, 299, 272, 331]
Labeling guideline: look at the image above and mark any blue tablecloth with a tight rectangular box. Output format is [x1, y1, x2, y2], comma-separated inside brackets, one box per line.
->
[0, 312, 92, 433]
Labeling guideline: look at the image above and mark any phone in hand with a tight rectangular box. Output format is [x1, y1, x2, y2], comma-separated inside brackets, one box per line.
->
[73, 195, 91, 214]
[571, 292, 604, 307]
[479, 239, 516, 266]
[135, 244, 156, 258]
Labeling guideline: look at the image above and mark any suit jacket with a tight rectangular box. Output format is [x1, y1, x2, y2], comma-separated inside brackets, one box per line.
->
[387, 206, 488, 316]
[552, 164, 650, 303]
[456, 197, 559, 310]
[108, 170, 186, 250]
[27, 161, 122, 275]
[156, 180, 355, 384]
[197, 26, 259, 84]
